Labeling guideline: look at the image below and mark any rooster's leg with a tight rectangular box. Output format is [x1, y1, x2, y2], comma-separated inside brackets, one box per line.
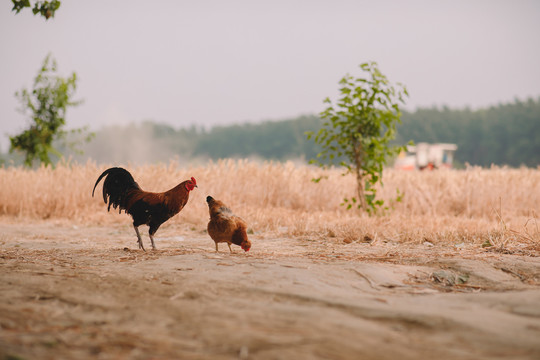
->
[215, 242, 219, 252]
[227, 243, 233, 253]
[133, 225, 146, 251]
[149, 233, 156, 250]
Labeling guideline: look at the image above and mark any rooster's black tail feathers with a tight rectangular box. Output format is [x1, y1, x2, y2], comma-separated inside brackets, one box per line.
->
[92, 167, 140, 213]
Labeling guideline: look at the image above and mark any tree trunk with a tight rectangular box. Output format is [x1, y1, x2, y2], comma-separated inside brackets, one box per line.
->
[355, 166, 367, 211]
[352, 140, 368, 211]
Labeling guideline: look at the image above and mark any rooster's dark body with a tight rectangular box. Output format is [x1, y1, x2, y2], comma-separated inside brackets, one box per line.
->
[92, 167, 197, 250]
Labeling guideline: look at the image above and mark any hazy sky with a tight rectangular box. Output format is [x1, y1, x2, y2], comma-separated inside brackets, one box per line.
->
[1, 0, 539, 151]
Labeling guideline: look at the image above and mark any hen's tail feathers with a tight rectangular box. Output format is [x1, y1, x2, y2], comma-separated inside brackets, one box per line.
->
[92, 167, 141, 213]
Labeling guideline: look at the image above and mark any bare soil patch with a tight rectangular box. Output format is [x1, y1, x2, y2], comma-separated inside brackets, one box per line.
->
[1, 220, 539, 360]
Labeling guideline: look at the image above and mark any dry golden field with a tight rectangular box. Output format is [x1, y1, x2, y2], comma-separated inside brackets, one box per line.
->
[2, 161, 540, 359]
[1, 160, 538, 252]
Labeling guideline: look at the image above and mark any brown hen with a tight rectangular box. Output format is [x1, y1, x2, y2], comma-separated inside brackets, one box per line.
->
[206, 196, 251, 252]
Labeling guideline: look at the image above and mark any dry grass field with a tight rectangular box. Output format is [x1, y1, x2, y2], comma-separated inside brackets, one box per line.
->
[1, 160, 540, 359]
[1, 160, 539, 250]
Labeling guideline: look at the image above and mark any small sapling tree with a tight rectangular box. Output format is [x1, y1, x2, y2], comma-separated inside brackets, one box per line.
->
[9, 54, 92, 167]
[307, 62, 409, 214]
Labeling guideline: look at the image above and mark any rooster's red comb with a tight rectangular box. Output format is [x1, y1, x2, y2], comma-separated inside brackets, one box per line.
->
[191, 177, 197, 185]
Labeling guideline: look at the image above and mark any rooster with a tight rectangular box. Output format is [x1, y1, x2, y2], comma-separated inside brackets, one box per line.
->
[92, 167, 197, 251]
[206, 196, 251, 253]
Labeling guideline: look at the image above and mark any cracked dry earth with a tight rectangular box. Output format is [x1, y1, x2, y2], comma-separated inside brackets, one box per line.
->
[1, 221, 539, 360]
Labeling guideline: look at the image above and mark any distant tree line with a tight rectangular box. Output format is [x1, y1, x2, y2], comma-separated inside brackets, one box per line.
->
[186, 98, 539, 167]
[2, 98, 538, 167]
[193, 115, 322, 162]
[396, 98, 540, 167]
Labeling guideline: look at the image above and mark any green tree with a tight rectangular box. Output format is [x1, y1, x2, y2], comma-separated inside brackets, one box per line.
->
[11, 0, 61, 19]
[9, 54, 91, 167]
[307, 62, 408, 214]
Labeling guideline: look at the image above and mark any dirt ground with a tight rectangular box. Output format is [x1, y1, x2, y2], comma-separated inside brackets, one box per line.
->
[1, 220, 539, 360]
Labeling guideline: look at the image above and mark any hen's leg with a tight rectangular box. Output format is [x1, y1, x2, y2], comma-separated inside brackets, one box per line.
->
[227, 243, 233, 253]
[133, 225, 145, 251]
[215, 242, 219, 252]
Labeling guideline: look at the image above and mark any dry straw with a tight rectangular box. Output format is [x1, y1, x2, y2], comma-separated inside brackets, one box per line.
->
[1, 160, 538, 249]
